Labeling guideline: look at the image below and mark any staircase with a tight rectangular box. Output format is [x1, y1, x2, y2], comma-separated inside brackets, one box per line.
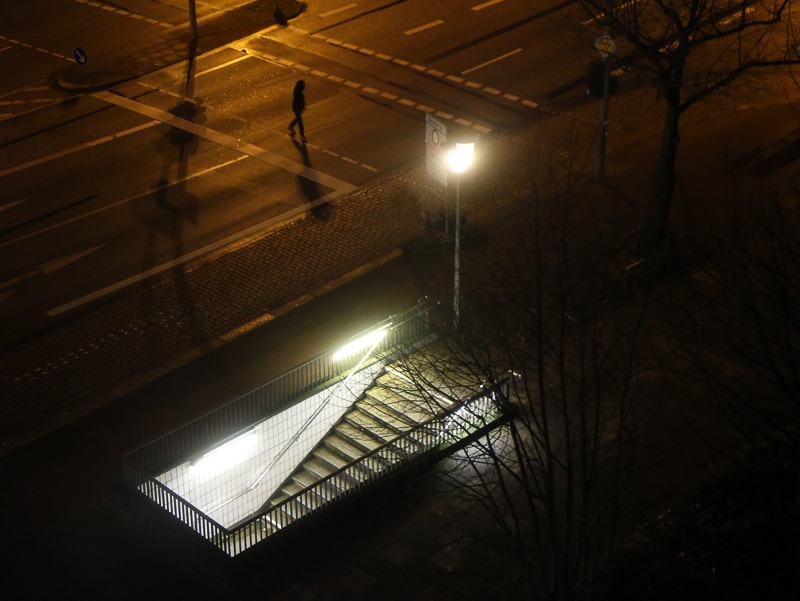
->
[253, 361, 492, 536]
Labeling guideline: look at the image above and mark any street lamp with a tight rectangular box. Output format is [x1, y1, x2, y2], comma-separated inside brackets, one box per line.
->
[447, 142, 474, 326]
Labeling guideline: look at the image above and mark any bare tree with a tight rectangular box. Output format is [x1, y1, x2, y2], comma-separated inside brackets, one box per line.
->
[579, 0, 800, 258]
[385, 146, 649, 599]
[670, 184, 800, 447]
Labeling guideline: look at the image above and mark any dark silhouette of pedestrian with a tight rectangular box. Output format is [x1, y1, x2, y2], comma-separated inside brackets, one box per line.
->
[288, 79, 307, 144]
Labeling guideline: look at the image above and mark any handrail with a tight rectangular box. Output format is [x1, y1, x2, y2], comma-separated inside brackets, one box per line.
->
[236, 379, 508, 535]
[123, 375, 508, 557]
[123, 303, 431, 476]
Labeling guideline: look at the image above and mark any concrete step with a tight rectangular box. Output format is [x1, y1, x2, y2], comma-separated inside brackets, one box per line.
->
[362, 392, 433, 426]
[314, 446, 350, 470]
[375, 370, 457, 414]
[325, 434, 371, 469]
[336, 422, 384, 453]
[305, 457, 336, 480]
[263, 503, 299, 528]
[346, 408, 402, 442]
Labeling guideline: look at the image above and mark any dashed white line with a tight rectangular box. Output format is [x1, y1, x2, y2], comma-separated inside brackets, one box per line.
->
[248, 48, 497, 133]
[404, 20, 444, 35]
[74, 0, 173, 28]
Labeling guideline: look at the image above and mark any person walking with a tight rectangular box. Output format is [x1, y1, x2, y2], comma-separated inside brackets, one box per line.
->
[287, 79, 307, 144]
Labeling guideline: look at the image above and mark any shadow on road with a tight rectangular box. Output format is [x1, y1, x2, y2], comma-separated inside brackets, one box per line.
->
[129, 42, 208, 352]
[292, 139, 331, 221]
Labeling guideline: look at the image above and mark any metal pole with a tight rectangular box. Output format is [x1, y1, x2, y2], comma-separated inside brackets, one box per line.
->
[453, 175, 461, 326]
[596, 54, 610, 181]
[189, 0, 198, 45]
[186, 0, 198, 99]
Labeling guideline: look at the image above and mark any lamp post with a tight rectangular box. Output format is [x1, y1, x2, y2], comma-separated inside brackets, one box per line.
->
[447, 142, 474, 326]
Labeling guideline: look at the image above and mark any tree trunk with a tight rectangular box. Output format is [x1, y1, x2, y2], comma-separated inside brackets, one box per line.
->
[639, 96, 680, 260]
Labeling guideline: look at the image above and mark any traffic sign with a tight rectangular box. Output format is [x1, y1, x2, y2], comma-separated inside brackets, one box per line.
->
[594, 34, 616, 58]
[73, 47, 87, 65]
[426, 113, 447, 186]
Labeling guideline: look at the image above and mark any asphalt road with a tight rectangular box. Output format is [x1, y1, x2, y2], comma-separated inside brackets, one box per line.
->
[1, 0, 605, 346]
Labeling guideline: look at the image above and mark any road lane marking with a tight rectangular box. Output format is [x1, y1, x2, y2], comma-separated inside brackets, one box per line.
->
[462, 48, 522, 74]
[0, 198, 27, 213]
[46, 191, 341, 317]
[1, 245, 104, 291]
[301, 31, 540, 112]
[0, 156, 249, 250]
[404, 20, 444, 35]
[92, 90, 356, 195]
[319, 3, 358, 18]
[73, 0, 174, 28]
[472, 0, 505, 9]
[0, 120, 160, 178]
[248, 48, 497, 133]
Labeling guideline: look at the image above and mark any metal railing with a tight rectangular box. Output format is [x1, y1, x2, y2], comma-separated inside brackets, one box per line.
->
[122, 303, 432, 479]
[124, 369, 507, 556]
[223, 379, 509, 556]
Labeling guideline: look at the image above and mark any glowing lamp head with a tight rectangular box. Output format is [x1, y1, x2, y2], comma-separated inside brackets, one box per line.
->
[448, 142, 474, 174]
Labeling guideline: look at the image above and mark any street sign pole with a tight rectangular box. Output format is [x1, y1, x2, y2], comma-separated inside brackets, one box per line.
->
[425, 114, 448, 233]
[594, 33, 616, 181]
[597, 54, 611, 180]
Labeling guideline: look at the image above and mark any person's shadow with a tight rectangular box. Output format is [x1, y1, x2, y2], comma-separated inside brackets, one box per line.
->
[292, 139, 330, 220]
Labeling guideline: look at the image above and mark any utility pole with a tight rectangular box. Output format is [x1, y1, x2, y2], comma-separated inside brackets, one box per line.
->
[594, 31, 616, 181]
